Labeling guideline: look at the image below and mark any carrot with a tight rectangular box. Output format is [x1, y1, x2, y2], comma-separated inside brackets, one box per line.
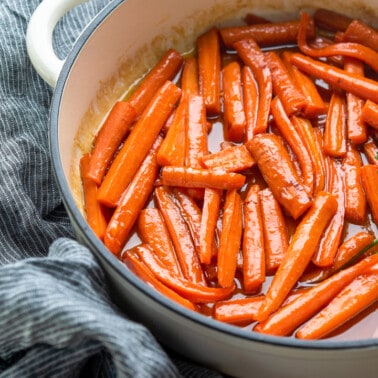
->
[313, 8, 353, 32]
[244, 13, 271, 25]
[296, 268, 378, 339]
[103, 137, 162, 255]
[161, 166, 246, 190]
[255, 253, 378, 336]
[181, 56, 199, 96]
[343, 19, 378, 52]
[256, 191, 338, 322]
[87, 101, 137, 184]
[98, 81, 181, 207]
[79, 153, 108, 240]
[197, 28, 221, 115]
[323, 91, 347, 158]
[363, 140, 378, 165]
[220, 19, 315, 48]
[234, 39, 272, 134]
[259, 187, 289, 274]
[360, 164, 378, 225]
[128, 49, 183, 116]
[361, 99, 378, 130]
[222, 61, 246, 142]
[154, 186, 206, 285]
[342, 143, 367, 224]
[246, 133, 312, 219]
[217, 189, 243, 288]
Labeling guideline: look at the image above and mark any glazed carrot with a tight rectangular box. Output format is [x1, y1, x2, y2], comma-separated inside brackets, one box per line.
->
[222, 61, 246, 142]
[200, 144, 255, 172]
[161, 166, 246, 190]
[137, 208, 182, 277]
[264, 51, 307, 116]
[296, 269, 378, 339]
[342, 143, 367, 224]
[360, 164, 378, 225]
[133, 244, 235, 303]
[98, 81, 181, 207]
[313, 8, 352, 32]
[80, 153, 108, 240]
[361, 99, 378, 130]
[217, 189, 243, 288]
[257, 191, 338, 322]
[197, 28, 221, 115]
[241, 65, 259, 141]
[242, 185, 265, 292]
[199, 188, 222, 264]
[234, 39, 272, 134]
[363, 140, 378, 165]
[220, 19, 315, 48]
[181, 56, 199, 96]
[259, 187, 289, 274]
[246, 133, 312, 219]
[244, 13, 270, 25]
[128, 49, 183, 116]
[343, 19, 378, 52]
[270, 97, 314, 196]
[323, 91, 347, 158]
[103, 137, 162, 255]
[87, 101, 137, 184]
[154, 186, 206, 285]
[255, 254, 378, 336]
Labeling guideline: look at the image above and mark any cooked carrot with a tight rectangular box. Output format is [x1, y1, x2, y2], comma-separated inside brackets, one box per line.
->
[244, 13, 271, 25]
[363, 140, 378, 165]
[161, 166, 246, 190]
[217, 189, 243, 288]
[80, 153, 108, 240]
[255, 253, 378, 336]
[342, 143, 367, 224]
[154, 186, 206, 285]
[197, 28, 221, 115]
[308, 36, 345, 66]
[128, 49, 183, 116]
[103, 137, 162, 255]
[98, 81, 181, 207]
[313, 8, 352, 32]
[246, 133, 312, 219]
[343, 19, 378, 52]
[222, 61, 246, 142]
[234, 39, 272, 134]
[361, 99, 378, 130]
[87, 101, 137, 184]
[360, 164, 378, 225]
[200, 144, 255, 172]
[296, 269, 378, 339]
[259, 187, 289, 274]
[256, 191, 338, 321]
[181, 56, 199, 96]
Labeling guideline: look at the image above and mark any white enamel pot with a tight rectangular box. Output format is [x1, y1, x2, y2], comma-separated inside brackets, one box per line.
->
[26, 1, 378, 377]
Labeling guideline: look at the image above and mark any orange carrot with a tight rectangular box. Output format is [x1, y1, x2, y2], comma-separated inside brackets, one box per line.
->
[181, 56, 199, 96]
[87, 101, 137, 184]
[98, 81, 181, 207]
[257, 191, 338, 321]
[313, 8, 352, 32]
[217, 189, 243, 288]
[343, 19, 378, 52]
[161, 166, 246, 190]
[360, 164, 378, 225]
[197, 28, 221, 115]
[363, 140, 378, 165]
[361, 99, 378, 130]
[103, 137, 162, 255]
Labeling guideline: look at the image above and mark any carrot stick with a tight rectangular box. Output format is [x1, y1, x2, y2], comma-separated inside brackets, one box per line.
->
[246, 133, 312, 219]
[80, 153, 108, 240]
[222, 61, 246, 142]
[256, 191, 338, 321]
[234, 39, 272, 134]
[313, 8, 353, 32]
[360, 164, 378, 225]
[103, 137, 162, 255]
[98, 81, 181, 207]
[296, 269, 378, 339]
[342, 143, 367, 224]
[361, 99, 378, 130]
[128, 49, 183, 116]
[181, 56, 199, 96]
[197, 28, 221, 115]
[161, 166, 246, 190]
[217, 189, 243, 288]
[343, 19, 378, 52]
[87, 101, 137, 184]
[255, 253, 378, 336]
[259, 187, 289, 274]
[363, 140, 378, 165]
[154, 186, 206, 285]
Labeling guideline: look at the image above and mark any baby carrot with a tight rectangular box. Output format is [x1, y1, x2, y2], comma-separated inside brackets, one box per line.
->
[363, 140, 378, 165]
[257, 191, 338, 322]
[343, 19, 378, 52]
[313, 8, 352, 32]
[181, 56, 199, 96]
[360, 164, 378, 225]
[197, 28, 221, 115]
[98, 81, 181, 207]
[361, 99, 378, 130]
[87, 101, 137, 184]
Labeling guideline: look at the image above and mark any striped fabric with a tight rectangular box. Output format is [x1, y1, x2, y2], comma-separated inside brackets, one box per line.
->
[0, 1, 222, 377]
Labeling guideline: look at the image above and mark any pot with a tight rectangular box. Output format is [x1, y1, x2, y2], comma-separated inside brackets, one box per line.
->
[26, 0, 378, 377]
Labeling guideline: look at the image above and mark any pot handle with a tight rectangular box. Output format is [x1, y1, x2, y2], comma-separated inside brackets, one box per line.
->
[26, 0, 89, 88]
